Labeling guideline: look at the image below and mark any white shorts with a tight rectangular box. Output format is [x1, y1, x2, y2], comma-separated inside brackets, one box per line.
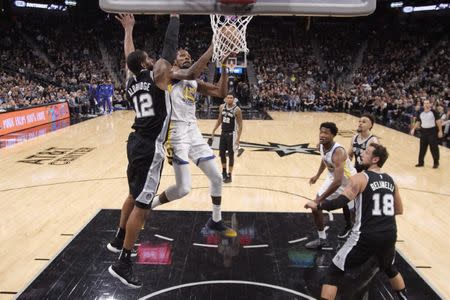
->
[318, 174, 354, 208]
[167, 121, 214, 165]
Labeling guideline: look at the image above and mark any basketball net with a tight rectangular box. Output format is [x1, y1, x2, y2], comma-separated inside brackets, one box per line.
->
[210, 14, 253, 63]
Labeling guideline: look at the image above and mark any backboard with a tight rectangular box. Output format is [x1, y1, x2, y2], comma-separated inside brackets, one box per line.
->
[99, 0, 376, 17]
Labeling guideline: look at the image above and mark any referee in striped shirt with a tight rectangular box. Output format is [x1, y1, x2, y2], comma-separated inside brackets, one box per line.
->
[410, 99, 443, 169]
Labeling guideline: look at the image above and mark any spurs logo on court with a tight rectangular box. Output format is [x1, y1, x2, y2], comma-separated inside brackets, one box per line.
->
[203, 134, 320, 157]
[18, 146, 95, 165]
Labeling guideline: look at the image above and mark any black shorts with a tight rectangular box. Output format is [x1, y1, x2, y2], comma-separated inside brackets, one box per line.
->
[219, 132, 235, 154]
[126, 132, 165, 209]
[332, 231, 397, 272]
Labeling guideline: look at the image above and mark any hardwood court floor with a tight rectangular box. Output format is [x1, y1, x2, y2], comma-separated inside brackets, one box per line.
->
[0, 111, 448, 299]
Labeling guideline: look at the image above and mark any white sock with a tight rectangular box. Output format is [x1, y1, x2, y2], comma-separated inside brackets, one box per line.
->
[151, 195, 161, 209]
[212, 204, 222, 222]
[318, 230, 326, 240]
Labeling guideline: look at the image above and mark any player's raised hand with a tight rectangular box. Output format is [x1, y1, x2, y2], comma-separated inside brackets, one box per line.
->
[115, 13, 135, 31]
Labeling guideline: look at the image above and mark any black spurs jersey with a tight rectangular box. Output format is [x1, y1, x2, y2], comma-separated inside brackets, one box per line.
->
[354, 170, 397, 234]
[126, 70, 171, 140]
[352, 134, 375, 171]
[221, 104, 237, 133]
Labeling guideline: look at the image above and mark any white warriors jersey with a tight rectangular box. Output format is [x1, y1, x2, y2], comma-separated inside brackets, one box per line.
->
[320, 142, 356, 179]
[168, 79, 198, 123]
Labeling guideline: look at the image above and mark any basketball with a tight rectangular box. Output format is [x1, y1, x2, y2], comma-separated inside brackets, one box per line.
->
[218, 25, 241, 56]
[220, 24, 239, 40]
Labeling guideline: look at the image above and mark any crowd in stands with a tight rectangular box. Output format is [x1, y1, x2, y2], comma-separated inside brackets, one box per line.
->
[247, 17, 448, 137]
[0, 14, 213, 117]
[0, 13, 448, 142]
[0, 72, 86, 113]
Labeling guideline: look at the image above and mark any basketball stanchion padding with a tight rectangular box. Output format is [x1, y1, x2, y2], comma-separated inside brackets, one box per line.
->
[216, 0, 256, 14]
[99, 0, 376, 16]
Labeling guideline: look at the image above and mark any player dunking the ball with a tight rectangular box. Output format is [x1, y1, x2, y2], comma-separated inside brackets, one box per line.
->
[108, 14, 210, 288]
[150, 45, 237, 236]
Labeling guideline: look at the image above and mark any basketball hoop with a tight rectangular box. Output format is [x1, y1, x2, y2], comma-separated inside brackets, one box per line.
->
[210, 13, 253, 63]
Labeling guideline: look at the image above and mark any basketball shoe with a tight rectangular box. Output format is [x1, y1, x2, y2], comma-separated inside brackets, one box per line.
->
[108, 259, 142, 288]
[205, 218, 237, 237]
[107, 237, 138, 257]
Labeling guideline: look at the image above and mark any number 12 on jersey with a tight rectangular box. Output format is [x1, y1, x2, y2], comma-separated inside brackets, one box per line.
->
[133, 93, 155, 118]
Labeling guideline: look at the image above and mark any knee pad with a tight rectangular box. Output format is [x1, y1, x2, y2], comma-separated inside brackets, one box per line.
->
[198, 159, 222, 196]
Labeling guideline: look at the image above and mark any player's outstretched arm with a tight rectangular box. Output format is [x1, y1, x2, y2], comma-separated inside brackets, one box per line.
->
[154, 14, 185, 89]
[154, 15, 210, 89]
[197, 62, 228, 98]
[189, 44, 214, 79]
[305, 174, 366, 212]
[115, 13, 135, 79]
[171, 44, 215, 83]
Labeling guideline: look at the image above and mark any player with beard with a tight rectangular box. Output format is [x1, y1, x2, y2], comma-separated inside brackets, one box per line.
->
[107, 14, 225, 288]
[150, 47, 237, 237]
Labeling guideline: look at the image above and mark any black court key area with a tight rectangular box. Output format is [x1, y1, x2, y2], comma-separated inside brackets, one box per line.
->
[18, 210, 441, 300]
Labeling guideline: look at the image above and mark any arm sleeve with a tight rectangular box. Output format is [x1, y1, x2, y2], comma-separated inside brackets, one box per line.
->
[161, 16, 180, 63]
[318, 195, 351, 211]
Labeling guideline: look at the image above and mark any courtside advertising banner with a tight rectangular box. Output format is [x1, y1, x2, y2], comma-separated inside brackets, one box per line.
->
[0, 102, 70, 136]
